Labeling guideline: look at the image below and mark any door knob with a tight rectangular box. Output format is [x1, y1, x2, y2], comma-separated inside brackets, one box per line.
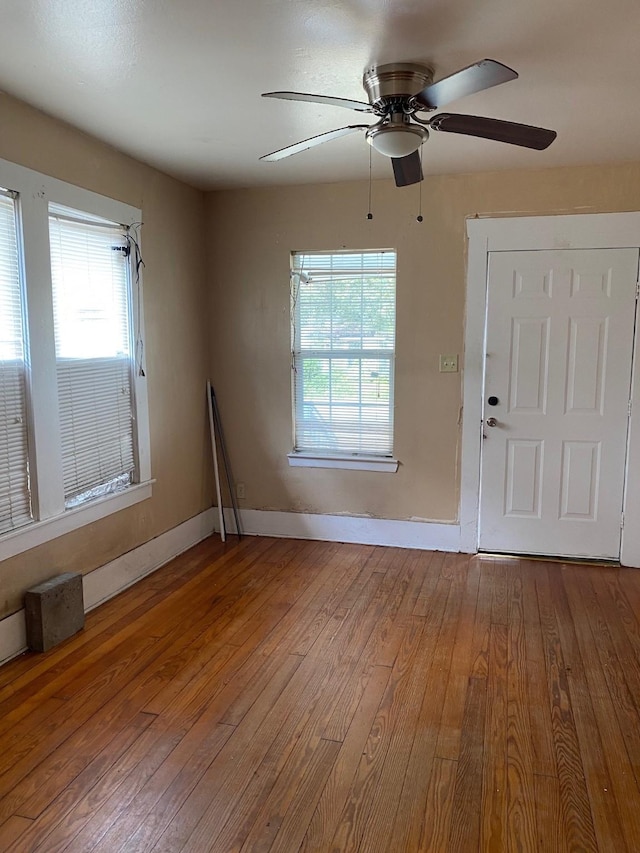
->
[486, 417, 498, 427]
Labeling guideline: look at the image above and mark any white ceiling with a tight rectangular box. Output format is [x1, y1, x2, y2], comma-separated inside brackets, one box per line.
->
[0, 0, 638, 191]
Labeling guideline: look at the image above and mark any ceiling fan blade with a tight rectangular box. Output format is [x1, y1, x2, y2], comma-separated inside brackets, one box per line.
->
[262, 92, 372, 113]
[392, 151, 423, 187]
[260, 126, 369, 161]
[429, 113, 556, 149]
[415, 59, 518, 110]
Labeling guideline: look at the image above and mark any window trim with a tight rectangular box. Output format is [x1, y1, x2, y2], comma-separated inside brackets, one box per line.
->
[287, 452, 399, 472]
[0, 156, 152, 556]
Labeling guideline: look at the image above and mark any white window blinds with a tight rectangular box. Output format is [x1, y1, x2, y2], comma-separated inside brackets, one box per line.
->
[0, 191, 32, 533]
[49, 205, 135, 506]
[291, 250, 396, 456]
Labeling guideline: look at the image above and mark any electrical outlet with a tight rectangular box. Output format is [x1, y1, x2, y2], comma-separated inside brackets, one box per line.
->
[236, 482, 246, 500]
[439, 354, 459, 373]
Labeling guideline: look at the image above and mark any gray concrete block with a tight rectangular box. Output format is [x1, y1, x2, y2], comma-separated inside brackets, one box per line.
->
[24, 572, 85, 652]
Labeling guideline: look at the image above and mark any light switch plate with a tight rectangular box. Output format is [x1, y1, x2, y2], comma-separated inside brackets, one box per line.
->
[439, 354, 459, 373]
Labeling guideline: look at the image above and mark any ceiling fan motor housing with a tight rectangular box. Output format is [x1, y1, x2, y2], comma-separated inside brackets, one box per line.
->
[362, 62, 434, 112]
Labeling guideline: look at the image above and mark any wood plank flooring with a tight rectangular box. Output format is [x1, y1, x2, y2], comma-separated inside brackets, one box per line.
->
[1, 536, 640, 851]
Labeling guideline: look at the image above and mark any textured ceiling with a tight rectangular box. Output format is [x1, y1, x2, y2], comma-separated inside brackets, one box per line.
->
[0, 0, 638, 190]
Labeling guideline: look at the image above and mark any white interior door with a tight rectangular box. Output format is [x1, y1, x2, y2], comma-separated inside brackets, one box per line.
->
[479, 248, 639, 559]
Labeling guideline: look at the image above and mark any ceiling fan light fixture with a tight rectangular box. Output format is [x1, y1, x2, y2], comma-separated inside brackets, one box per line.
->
[365, 124, 428, 158]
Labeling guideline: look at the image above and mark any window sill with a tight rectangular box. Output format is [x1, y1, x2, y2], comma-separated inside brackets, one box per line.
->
[287, 453, 399, 473]
[0, 480, 154, 562]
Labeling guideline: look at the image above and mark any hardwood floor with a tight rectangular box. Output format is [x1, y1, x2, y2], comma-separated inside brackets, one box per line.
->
[1, 535, 640, 851]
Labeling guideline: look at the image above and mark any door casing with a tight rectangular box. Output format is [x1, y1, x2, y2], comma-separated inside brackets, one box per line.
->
[460, 212, 640, 567]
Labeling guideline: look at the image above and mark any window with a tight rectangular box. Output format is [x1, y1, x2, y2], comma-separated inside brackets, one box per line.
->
[49, 205, 135, 507]
[290, 249, 397, 469]
[0, 191, 31, 533]
[0, 157, 151, 561]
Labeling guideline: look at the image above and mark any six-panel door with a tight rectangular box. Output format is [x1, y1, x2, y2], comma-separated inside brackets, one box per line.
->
[479, 248, 639, 559]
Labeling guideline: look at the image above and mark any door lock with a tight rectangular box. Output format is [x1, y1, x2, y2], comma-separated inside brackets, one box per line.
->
[485, 417, 498, 427]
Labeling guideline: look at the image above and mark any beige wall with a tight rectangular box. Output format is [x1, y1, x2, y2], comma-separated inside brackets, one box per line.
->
[0, 93, 211, 619]
[4, 83, 640, 620]
[206, 161, 640, 525]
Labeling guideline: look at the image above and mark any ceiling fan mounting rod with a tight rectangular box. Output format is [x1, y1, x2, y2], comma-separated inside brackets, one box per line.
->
[380, 110, 415, 128]
[371, 97, 417, 119]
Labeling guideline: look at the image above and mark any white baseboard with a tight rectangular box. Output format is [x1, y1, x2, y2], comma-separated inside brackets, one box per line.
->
[1, 504, 464, 667]
[220, 507, 462, 552]
[83, 507, 216, 611]
[0, 507, 216, 667]
[0, 610, 27, 668]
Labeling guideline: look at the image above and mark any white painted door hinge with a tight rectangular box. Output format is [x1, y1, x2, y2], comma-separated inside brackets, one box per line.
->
[621, 511, 625, 529]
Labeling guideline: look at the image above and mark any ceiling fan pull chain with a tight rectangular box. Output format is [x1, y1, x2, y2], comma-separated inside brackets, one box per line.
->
[417, 147, 424, 222]
[367, 145, 373, 220]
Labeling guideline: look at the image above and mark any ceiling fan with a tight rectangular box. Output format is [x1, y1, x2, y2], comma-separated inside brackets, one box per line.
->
[260, 59, 557, 187]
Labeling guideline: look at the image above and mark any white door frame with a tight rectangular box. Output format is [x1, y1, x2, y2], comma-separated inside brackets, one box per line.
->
[460, 212, 640, 567]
